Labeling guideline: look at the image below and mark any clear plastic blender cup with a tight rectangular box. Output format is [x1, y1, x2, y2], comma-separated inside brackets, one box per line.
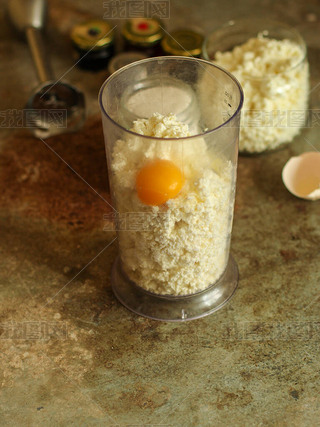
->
[99, 56, 244, 321]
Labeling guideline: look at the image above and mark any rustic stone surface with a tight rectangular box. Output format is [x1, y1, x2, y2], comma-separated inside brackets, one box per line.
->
[0, 0, 320, 425]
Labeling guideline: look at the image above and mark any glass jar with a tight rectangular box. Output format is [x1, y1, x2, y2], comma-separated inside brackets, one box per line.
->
[108, 52, 148, 74]
[161, 29, 204, 57]
[99, 56, 243, 321]
[121, 18, 164, 57]
[71, 20, 115, 71]
[203, 19, 309, 154]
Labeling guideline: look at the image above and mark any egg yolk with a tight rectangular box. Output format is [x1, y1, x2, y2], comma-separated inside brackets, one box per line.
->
[136, 159, 184, 206]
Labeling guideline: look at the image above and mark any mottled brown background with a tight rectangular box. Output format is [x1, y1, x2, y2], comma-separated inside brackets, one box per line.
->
[0, 0, 320, 425]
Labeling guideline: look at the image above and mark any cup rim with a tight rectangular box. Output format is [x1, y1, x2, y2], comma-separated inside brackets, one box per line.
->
[98, 55, 244, 141]
[202, 18, 307, 80]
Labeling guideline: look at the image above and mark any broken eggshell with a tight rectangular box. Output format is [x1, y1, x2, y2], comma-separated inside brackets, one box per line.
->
[282, 152, 320, 200]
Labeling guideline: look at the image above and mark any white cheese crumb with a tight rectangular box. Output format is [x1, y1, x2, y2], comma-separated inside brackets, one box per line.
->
[214, 35, 309, 153]
[112, 113, 234, 296]
[131, 112, 191, 138]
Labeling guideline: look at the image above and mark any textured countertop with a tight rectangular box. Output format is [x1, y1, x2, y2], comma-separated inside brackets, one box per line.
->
[1, 0, 320, 425]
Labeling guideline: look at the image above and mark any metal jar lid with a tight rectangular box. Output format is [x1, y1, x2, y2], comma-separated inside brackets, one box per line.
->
[161, 29, 204, 57]
[108, 52, 148, 74]
[121, 18, 164, 47]
[71, 20, 115, 51]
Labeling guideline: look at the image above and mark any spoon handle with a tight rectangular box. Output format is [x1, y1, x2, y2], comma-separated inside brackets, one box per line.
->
[26, 26, 53, 83]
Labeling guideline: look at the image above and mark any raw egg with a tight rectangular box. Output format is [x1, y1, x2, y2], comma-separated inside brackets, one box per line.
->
[136, 159, 184, 206]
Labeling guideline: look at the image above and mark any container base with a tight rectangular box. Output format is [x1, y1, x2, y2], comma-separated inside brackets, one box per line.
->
[111, 255, 239, 322]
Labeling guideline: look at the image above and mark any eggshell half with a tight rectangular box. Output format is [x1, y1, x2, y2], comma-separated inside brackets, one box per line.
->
[282, 152, 320, 201]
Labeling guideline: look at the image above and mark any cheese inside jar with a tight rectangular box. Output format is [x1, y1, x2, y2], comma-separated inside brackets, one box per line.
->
[203, 19, 309, 154]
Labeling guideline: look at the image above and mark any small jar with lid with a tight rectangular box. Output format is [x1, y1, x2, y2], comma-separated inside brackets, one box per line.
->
[108, 51, 148, 74]
[161, 29, 204, 57]
[121, 18, 164, 57]
[71, 20, 115, 71]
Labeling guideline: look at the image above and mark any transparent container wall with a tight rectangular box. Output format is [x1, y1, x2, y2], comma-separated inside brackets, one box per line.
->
[101, 56, 242, 139]
[99, 57, 243, 320]
[203, 19, 309, 154]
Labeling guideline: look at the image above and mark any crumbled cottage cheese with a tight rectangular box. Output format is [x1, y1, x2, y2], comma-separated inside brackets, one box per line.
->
[214, 34, 309, 153]
[112, 113, 234, 296]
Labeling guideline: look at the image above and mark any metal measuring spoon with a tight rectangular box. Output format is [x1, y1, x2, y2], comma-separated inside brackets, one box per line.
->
[8, 0, 85, 138]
